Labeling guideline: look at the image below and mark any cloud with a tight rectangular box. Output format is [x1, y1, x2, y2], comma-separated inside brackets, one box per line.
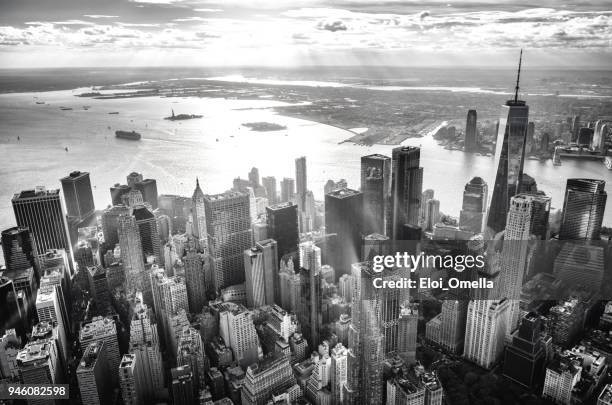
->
[83, 15, 119, 19]
[194, 8, 222, 12]
[317, 20, 348, 32]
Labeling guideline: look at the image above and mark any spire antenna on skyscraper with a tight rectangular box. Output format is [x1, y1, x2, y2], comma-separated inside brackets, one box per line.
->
[514, 49, 523, 104]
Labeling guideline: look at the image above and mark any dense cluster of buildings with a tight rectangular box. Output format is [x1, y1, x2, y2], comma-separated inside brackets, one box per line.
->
[1, 59, 612, 405]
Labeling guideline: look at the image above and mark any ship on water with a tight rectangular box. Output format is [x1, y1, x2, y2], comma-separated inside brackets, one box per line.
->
[164, 108, 202, 121]
[115, 130, 141, 140]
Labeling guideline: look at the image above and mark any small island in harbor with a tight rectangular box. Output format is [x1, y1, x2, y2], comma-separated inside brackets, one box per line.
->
[242, 122, 287, 132]
[164, 109, 202, 121]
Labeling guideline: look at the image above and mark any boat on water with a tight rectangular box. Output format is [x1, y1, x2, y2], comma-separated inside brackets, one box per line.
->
[605, 157, 612, 170]
[164, 108, 202, 121]
[60, 107, 73, 111]
[108, 112, 119, 115]
[115, 130, 141, 141]
[35, 101, 45, 105]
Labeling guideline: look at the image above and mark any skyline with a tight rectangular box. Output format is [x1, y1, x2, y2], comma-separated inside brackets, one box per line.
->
[1, 0, 612, 68]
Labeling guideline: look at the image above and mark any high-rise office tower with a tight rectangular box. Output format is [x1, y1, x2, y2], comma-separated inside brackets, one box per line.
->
[129, 293, 164, 402]
[170, 365, 194, 405]
[266, 202, 299, 265]
[502, 313, 546, 388]
[101, 205, 130, 248]
[248, 167, 260, 187]
[241, 353, 297, 405]
[361, 154, 392, 236]
[0, 277, 24, 338]
[218, 303, 260, 368]
[330, 343, 348, 405]
[554, 243, 604, 293]
[295, 156, 307, 199]
[397, 303, 419, 364]
[79, 316, 121, 386]
[110, 183, 131, 206]
[134, 178, 158, 210]
[463, 298, 510, 369]
[12, 187, 72, 259]
[499, 194, 548, 329]
[391, 146, 423, 239]
[118, 213, 145, 293]
[343, 262, 385, 405]
[262, 176, 278, 205]
[0, 329, 20, 381]
[127, 172, 144, 188]
[559, 179, 607, 240]
[36, 285, 68, 366]
[280, 178, 295, 203]
[88, 266, 111, 315]
[177, 326, 209, 396]
[132, 205, 162, 264]
[424, 199, 440, 232]
[325, 188, 363, 278]
[438, 300, 468, 355]
[191, 178, 208, 251]
[16, 338, 62, 397]
[465, 109, 478, 152]
[150, 267, 188, 349]
[298, 241, 322, 346]
[486, 51, 529, 236]
[183, 248, 209, 313]
[204, 192, 252, 291]
[119, 354, 142, 405]
[244, 239, 278, 308]
[77, 341, 109, 405]
[459, 177, 488, 234]
[571, 115, 581, 142]
[1, 226, 40, 277]
[60, 171, 95, 222]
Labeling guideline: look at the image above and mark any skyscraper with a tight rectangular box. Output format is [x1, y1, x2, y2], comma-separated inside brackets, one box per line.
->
[464, 109, 478, 152]
[241, 353, 297, 405]
[244, 239, 278, 308]
[1, 226, 40, 277]
[110, 183, 131, 206]
[12, 187, 72, 258]
[77, 341, 109, 405]
[361, 154, 391, 236]
[295, 156, 307, 198]
[559, 179, 607, 240]
[280, 178, 295, 203]
[129, 293, 164, 402]
[424, 199, 440, 232]
[459, 177, 488, 234]
[17, 338, 63, 393]
[343, 262, 384, 404]
[218, 303, 260, 368]
[118, 213, 145, 293]
[183, 248, 209, 313]
[204, 191, 252, 291]
[463, 299, 510, 369]
[325, 188, 363, 278]
[132, 205, 163, 264]
[265, 202, 299, 264]
[134, 178, 158, 210]
[60, 171, 95, 222]
[486, 51, 529, 235]
[119, 354, 142, 405]
[191, 178, 208, 251]
[79, 316, 121, 386]
[502, 313, 546, 388]
[262, 176, 278, 205]
[101, 205, 130, 248]
[391, 146, 423, 239]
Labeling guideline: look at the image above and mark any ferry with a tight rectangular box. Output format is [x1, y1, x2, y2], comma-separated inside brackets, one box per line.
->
[115, 130, 141, 141]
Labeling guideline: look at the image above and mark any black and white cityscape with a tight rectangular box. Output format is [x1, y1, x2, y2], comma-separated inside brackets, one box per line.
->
[1, 1, 612, 405]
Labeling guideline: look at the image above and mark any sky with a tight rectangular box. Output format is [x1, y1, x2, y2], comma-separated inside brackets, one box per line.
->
[0, 0, 611, 68]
